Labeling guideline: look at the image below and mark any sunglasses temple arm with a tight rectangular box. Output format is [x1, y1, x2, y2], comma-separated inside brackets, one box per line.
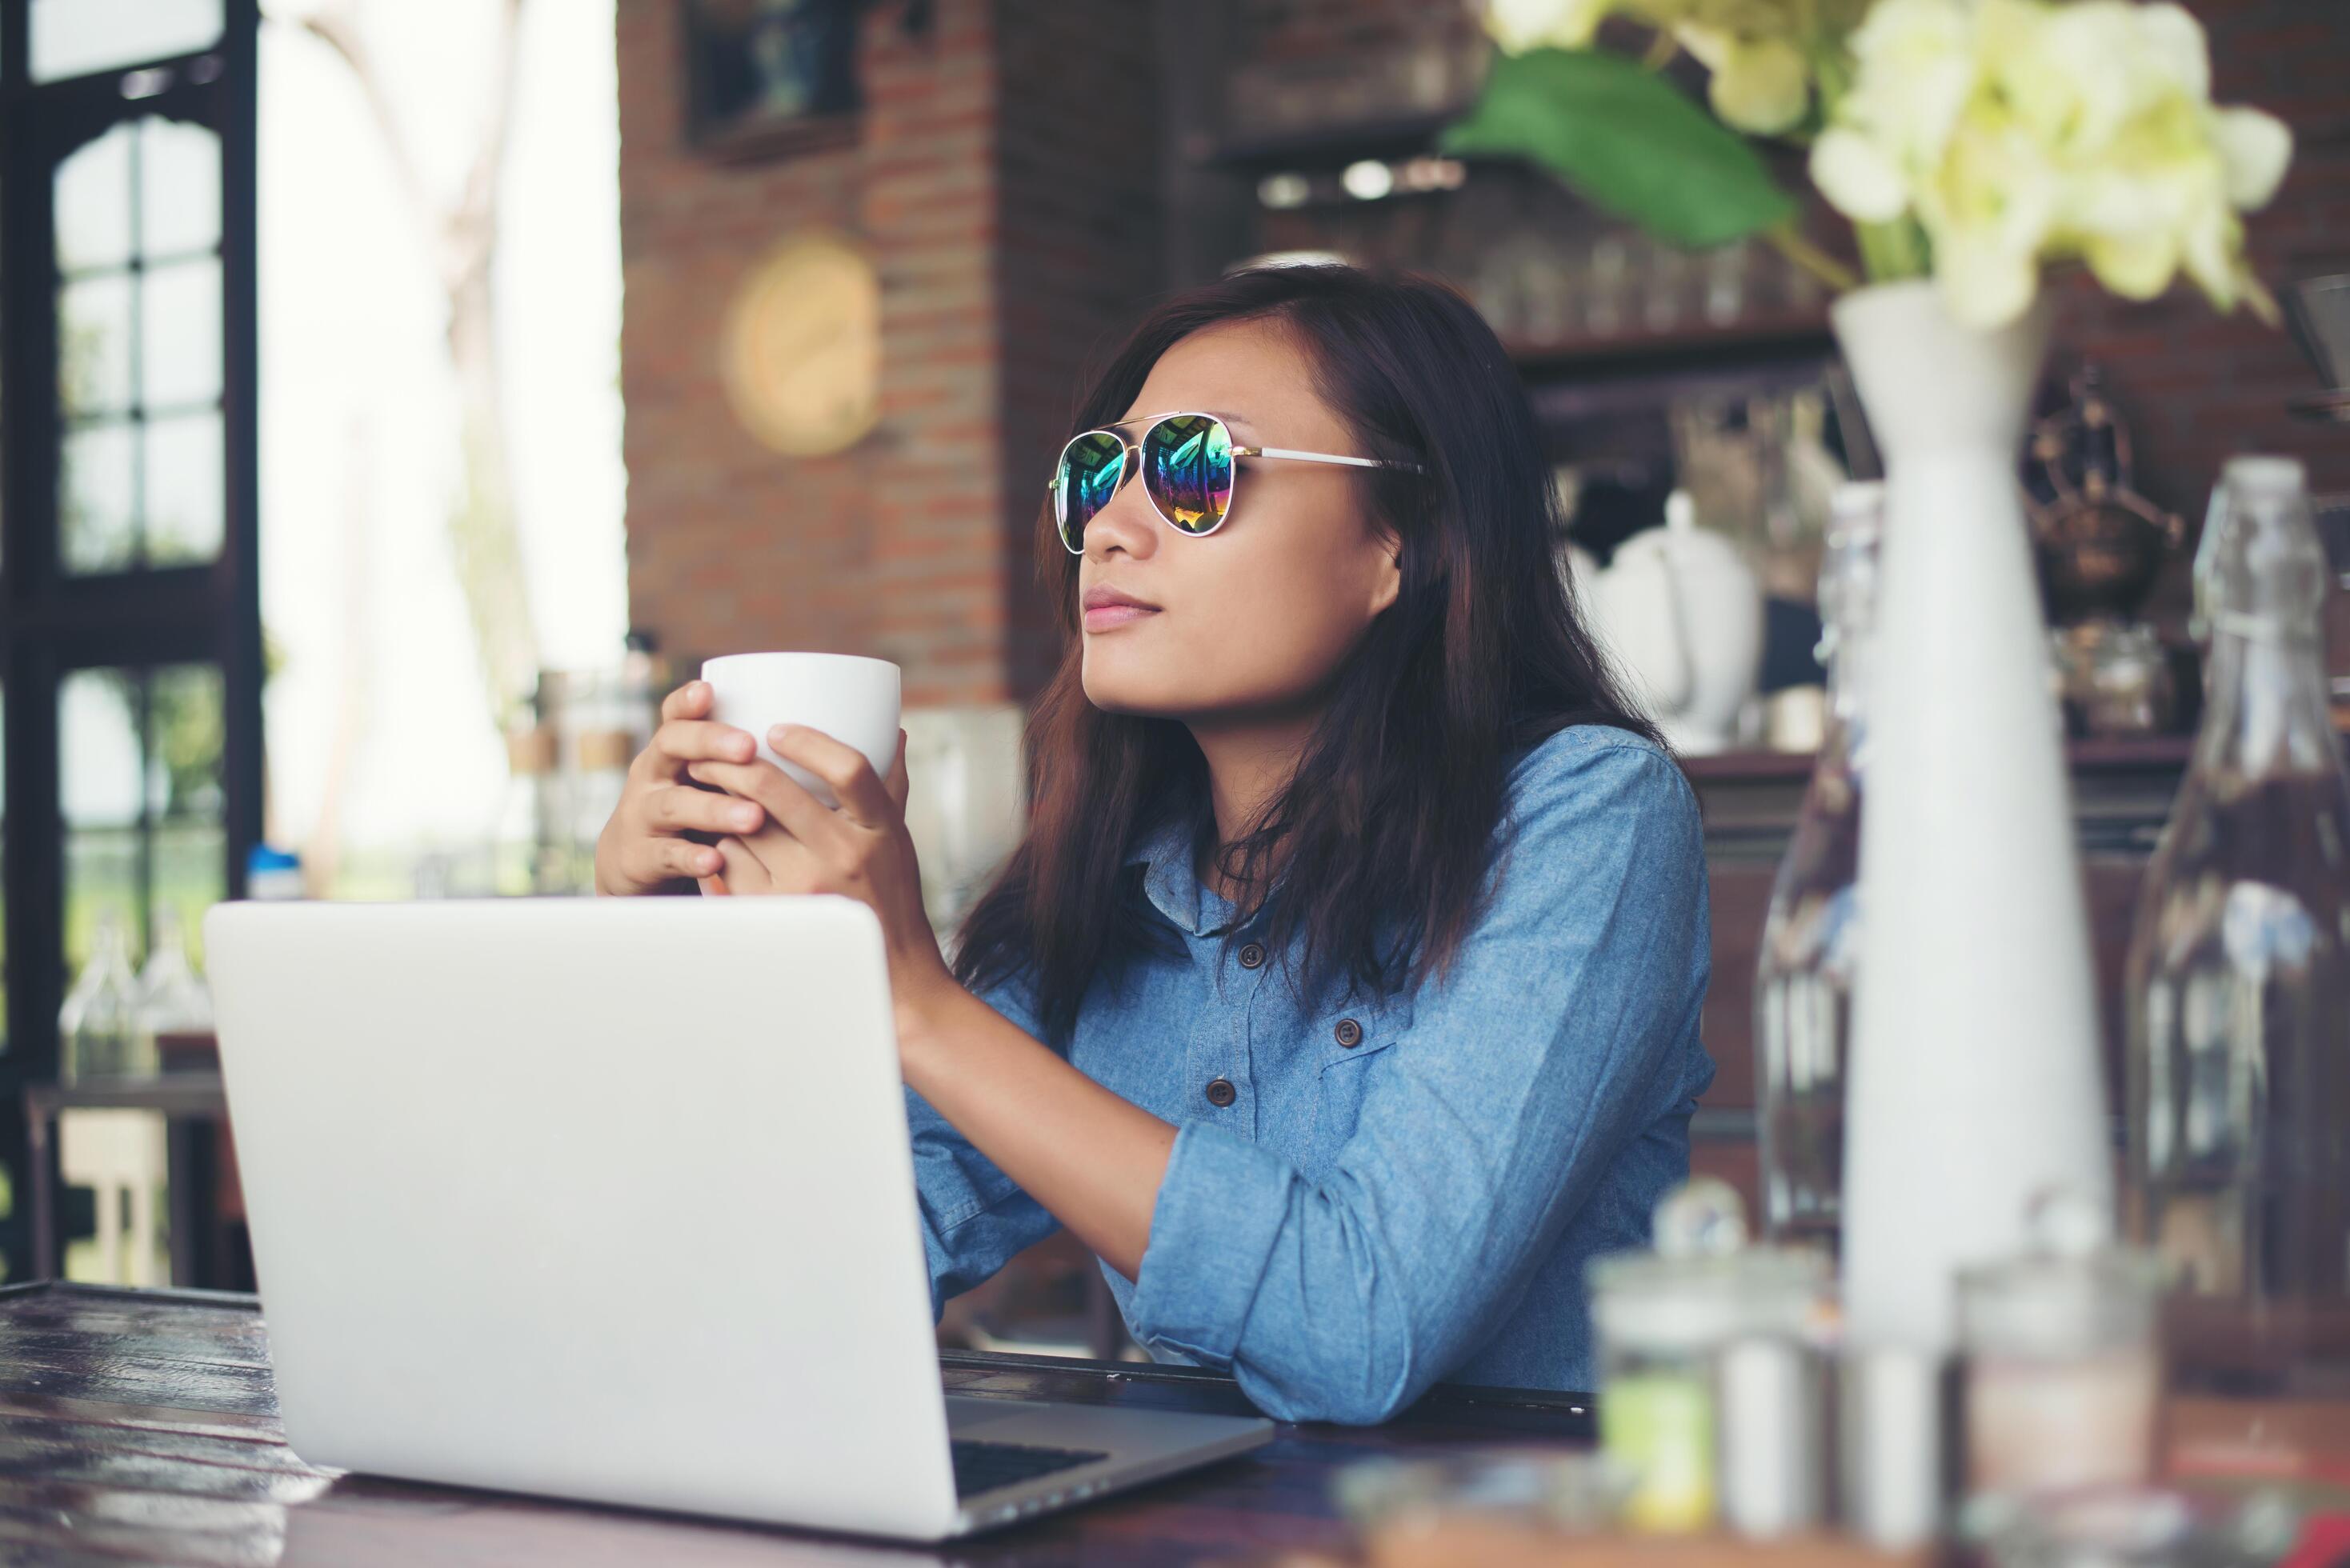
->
[1243, 446, 1421, 473]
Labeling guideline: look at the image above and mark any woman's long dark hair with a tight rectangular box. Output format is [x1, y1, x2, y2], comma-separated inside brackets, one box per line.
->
[954, 264, 1662, 1046]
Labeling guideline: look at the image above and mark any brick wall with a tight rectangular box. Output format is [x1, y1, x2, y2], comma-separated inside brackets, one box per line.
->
[616, 0, 1161, 707]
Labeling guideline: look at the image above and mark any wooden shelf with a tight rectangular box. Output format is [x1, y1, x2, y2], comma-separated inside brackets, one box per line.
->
[1679, 749, 1818, 784]
[1504, 312, 1836, 376]
[1194, 107, 1463, 172]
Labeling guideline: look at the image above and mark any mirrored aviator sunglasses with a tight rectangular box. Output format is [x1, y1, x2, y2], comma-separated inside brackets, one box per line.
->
[1048, 411, 1422, 555]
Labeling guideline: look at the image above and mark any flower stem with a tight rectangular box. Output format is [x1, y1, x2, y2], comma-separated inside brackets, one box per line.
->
[1767, 222, 1861, 295]
[1855, 218, 1931, 283]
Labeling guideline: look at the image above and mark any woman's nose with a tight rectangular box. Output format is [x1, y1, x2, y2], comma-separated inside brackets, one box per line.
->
[1082, 467, 1159, 562]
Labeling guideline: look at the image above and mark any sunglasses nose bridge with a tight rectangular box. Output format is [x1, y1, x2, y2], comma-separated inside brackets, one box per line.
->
[1080, 441, 1164, 558]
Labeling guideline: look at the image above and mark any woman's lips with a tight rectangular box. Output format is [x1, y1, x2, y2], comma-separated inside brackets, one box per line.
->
[1083, 602, 1159, 633]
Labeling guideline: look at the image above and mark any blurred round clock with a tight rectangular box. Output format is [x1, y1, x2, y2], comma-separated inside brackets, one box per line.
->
[722, 230, 881, 457]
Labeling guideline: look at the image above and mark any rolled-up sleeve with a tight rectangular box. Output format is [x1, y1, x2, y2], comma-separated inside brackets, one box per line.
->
[1125, 739, 1710, 1423]
[905, 974, 1061, 1320]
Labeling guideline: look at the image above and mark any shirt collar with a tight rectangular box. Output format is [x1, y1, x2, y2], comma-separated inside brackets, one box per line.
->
[1123, 814, 1243, 938]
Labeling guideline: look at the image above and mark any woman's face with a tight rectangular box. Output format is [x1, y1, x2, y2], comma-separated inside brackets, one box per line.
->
[1075, 321, 1402, 724]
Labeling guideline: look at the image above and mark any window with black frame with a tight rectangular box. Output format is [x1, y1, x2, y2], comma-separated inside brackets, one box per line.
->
[0, 0, 260, 1286]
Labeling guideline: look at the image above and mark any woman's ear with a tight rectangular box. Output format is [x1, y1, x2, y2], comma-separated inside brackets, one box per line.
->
[1367, 529, 1403, 617]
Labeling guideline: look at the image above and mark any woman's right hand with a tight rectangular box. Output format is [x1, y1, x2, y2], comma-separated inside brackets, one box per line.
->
[592, 680, 771, 897]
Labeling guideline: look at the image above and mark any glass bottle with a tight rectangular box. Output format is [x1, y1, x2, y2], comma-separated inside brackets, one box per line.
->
[59, 910, 141, 1082]
[1589, 1179, 1829, 1537]
[2124, 456, 2350, 1323]
[132, 912, 213, 1074]
[1753, 480, 1880, 1255]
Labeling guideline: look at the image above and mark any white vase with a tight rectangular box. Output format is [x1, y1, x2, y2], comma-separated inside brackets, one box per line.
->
[1832, 281, 2111, 1352]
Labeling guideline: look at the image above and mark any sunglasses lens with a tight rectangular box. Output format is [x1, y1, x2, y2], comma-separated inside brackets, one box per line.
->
[1143, 414, 1232, 535]
[1055, 431, 1127, 550]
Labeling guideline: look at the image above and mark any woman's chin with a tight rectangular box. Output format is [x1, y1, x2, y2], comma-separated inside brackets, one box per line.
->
[1080, 662, 1191, 719]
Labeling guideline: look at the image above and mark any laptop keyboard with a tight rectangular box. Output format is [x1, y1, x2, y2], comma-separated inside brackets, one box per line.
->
[950, 1439, 1108, 1498]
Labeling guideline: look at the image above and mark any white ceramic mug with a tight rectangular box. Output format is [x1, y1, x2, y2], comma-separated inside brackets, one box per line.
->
[699, 653, 902, 809]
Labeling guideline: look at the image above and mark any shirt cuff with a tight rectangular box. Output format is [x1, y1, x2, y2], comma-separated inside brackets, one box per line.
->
[1129, 1120, 1295, 1367]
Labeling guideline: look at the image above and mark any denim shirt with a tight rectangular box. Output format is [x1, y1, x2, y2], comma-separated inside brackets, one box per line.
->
[904, 725, 1715, 1424]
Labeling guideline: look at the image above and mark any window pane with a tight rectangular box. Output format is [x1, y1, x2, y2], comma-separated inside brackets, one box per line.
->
[148, 664, 226, 970]
[62, 670, 145, 974]
[62, 422, 138, 575]
[55, 123, 134, 274]
[142, 257, 220, 409]
[146, 411, 223, 566]
[62, 670, 142, 830]
[147, 664, 225, 824]
[154, 822, 225, 973]
[62, 666, 226, 979]
[64, 830, 140, 979]
[59, 273, 134, 418]
[141, 119, 221, 259]
[32, 0, 223, 84]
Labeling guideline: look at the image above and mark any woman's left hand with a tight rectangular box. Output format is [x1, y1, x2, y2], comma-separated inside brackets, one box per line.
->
[686, 725, 958, 1026]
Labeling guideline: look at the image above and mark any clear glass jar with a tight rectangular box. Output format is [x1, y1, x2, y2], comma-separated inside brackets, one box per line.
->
[1589, 1181, 1828, 1536]
[1755, 480, 1880, 1254]
[1590, 1250, 1736, 1534]
[1960, 1196, 2167, 1500]
[2124, 456, 2350, 1322]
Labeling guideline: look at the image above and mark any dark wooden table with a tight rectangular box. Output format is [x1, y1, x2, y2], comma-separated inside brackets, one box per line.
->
[0, 1281, 1595, 1566]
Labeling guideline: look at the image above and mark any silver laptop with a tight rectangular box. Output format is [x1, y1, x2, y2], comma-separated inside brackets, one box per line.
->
[205, 896, 1272, 1541]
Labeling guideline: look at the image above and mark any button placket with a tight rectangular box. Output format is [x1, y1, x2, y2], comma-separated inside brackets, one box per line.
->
[1188, 934, 1253, 1127]
[1213, 930, 1271, 1127]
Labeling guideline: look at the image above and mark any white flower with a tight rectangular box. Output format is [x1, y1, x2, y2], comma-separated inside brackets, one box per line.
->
[1702, 33, 1811, 134]
[1837, 0, 1978, 169]
[2213, 107, 2291, 207]
[2132, 4, 2212, 102]
[1481, 0, 1616, 52]
[1809, 0, 2293, 326]
[1922, 109, 2065, 326]
[1812, 130, 1907, 221]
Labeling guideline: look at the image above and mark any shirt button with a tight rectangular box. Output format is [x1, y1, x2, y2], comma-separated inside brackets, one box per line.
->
[1204, 1078, 1237, 1108]
[1237, 942, 1266, 970]
[1335, 1018, 1363, 1049]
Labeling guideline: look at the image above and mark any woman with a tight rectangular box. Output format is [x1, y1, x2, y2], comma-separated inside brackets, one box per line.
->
[595, 264, 1713, 1424]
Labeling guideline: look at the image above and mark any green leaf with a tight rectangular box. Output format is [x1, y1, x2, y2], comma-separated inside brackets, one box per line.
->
[1440, 47, 1797, 249]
